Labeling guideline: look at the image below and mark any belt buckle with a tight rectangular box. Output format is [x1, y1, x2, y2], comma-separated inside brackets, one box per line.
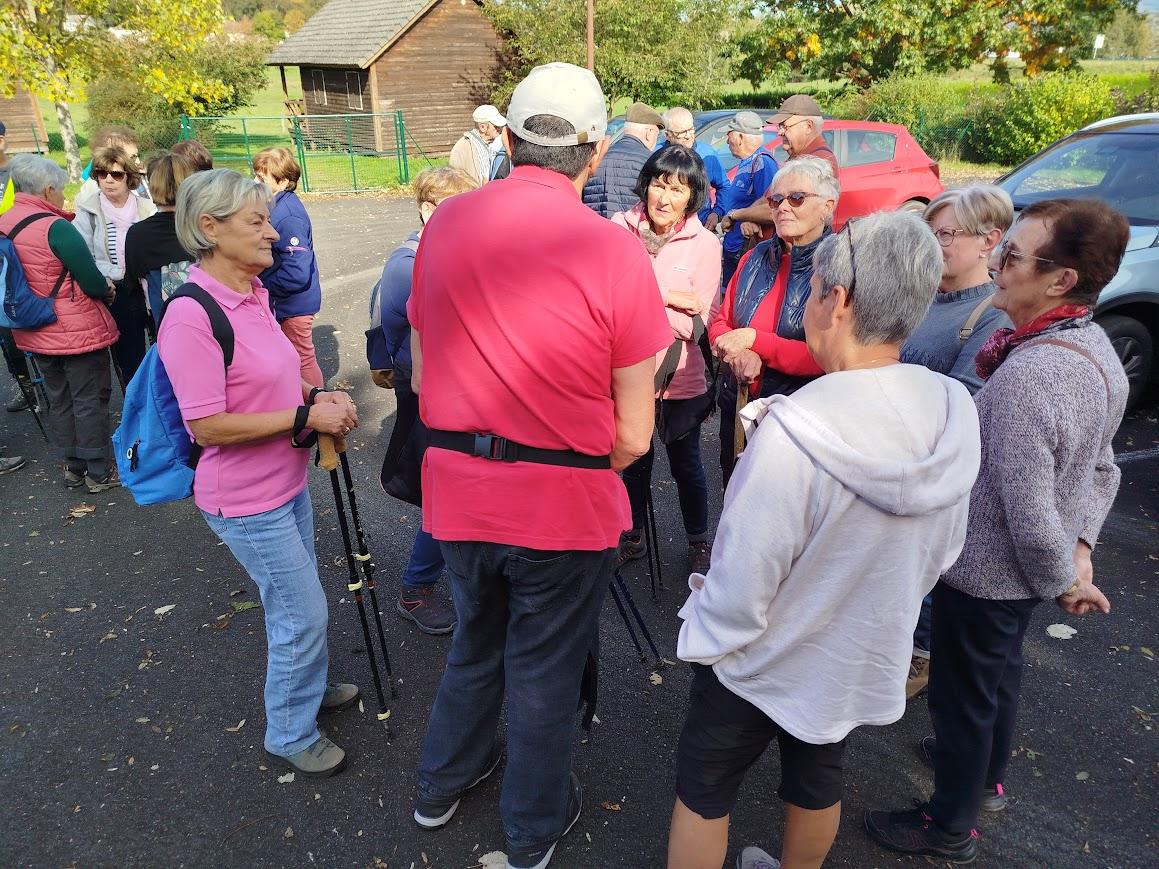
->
[472, 433, 513, 461]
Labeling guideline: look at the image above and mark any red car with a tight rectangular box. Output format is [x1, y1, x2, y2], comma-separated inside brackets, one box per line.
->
[700, 114, 943, 229]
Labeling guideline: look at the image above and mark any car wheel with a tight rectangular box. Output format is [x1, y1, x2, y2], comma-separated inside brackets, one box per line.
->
[899, 199, 927, 214]
[1097, 313, 1153, 411]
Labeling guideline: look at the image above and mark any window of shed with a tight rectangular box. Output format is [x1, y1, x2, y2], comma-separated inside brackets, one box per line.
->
[311, 70, 327, 106]
[346, 72, 363, 110]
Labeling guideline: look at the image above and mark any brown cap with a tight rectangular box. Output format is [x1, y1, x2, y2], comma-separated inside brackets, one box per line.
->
[768, 94, 823, 124]
[624, 101, 665, 129]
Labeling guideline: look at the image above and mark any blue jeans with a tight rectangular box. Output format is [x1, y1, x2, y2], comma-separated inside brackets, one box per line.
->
[202, 488, 328, 756]
[622, 426, 709, 542]
[914, 592, 933, 653]
[402, 528, 444, 589]
[417, 541, 614, 851]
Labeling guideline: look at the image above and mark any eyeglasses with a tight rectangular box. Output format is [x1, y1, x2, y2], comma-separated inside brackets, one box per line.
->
[931, 227, 976, 247]
[667, 127, 695, 140]
[767, 191, 819, 208]
[777, 118, 808, 133]
[843, 217, 862, 297]
[95, 170, 126, 182]
[996, 239, 1057, 271]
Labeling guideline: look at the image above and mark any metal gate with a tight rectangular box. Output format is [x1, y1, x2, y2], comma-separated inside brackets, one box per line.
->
[178, 112, 418, 192]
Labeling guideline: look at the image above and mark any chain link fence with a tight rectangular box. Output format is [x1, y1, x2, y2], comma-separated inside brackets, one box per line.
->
[179, 112, 431, 192]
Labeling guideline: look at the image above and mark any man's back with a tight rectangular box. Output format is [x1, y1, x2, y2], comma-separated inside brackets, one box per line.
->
[581, 134, 651, 218]
[408, 164, 669, 551]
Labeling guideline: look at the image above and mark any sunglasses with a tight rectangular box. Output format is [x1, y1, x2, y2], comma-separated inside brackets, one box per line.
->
[996, 239, 1057, 271]
[95, 170, 126, 182]
[767, 191, 819, 208]
[843, 217, 862, 297]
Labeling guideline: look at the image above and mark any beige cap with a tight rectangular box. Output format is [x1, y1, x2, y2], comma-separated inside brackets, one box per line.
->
[506, 63, 608, 147]
[768, 94, 823, 124]
[624, 101, 664, 128]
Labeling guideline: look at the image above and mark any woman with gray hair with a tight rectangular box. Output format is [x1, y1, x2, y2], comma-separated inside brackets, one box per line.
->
[669, 210, 981, 869]
[157, 168, 359, 777]
[708, 155, 836, 487]
[0, 154, 120, 491]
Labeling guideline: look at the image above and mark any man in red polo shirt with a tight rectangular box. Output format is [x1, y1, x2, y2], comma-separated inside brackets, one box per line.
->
[406, 62, 671, 869]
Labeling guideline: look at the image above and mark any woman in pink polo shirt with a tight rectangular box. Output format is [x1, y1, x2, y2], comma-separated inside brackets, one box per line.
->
[613, 145, 721, 575]
[158, 169, 359, 778]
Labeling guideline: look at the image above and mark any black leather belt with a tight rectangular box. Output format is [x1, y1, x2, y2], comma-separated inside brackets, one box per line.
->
[428, 429, 610, 470]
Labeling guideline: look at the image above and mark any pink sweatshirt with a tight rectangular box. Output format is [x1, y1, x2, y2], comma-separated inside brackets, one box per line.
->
[613, 205, 721, 399]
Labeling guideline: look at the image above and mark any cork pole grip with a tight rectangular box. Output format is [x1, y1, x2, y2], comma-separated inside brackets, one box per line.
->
[318, 434, 347, 471]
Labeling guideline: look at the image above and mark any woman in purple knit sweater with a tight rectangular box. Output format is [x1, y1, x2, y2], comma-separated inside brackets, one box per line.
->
[866, 198, 1131, 864]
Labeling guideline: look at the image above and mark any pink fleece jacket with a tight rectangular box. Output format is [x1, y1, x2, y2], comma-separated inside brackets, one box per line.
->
[613, 204, 721, 399]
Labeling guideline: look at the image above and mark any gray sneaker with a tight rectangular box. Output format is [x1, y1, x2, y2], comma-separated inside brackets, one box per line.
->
[738, 847, 780, 869]
[264, 735, 347, 778]
[85, 470, 121, 493]
[0, 455, 27, 475]
[63, 468, 85, 488]
[320, 682, 360, 712]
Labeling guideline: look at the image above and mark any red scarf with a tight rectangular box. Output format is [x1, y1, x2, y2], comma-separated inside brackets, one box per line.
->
[975, 304, 1091, 381]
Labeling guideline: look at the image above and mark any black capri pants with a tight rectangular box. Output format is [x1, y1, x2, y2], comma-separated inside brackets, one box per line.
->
[675, 663, 846, 818]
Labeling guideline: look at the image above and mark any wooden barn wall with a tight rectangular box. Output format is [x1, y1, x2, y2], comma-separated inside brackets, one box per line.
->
[371, 0, 503, 156]
[298, 67, 372, 118]
[0, 89, 49, 153]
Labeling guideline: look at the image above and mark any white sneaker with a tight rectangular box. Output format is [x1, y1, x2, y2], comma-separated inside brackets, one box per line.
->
[738, 846, 780, 869]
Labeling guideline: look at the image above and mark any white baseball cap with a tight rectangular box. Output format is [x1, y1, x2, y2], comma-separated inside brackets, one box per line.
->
[472, 104, 507, 127]
[505, 62, 607, 147]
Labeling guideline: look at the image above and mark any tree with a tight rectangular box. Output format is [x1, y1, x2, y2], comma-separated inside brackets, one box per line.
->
[1101, 6, 1151, 57]
[285, 9, 308, 33]
[0, 1, 224, 180]
[252, 9, 285, 41]
[484, 0, 746, 108]
[736, 0, 1132, 89]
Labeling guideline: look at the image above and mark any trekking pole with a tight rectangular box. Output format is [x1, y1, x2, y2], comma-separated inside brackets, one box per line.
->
[7, 370, 47, 440]
[610, 567, 662, 668]
[334, 441, 396, 695]
[643, 485, 664, 600]
[318, 434, 393, 737]
[608, 579, 646, 662]
[23, 352, 50, 415]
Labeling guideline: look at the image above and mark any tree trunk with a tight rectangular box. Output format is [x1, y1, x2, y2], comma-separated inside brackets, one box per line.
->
[54, 101, 82, 183]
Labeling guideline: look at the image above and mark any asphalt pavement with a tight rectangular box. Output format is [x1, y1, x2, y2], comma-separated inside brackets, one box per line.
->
[0, 195, 1155, 869]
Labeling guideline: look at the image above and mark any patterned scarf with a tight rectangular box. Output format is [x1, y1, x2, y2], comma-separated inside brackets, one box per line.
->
[975, 304, 1093, 381]
[638, 220, 683, 256]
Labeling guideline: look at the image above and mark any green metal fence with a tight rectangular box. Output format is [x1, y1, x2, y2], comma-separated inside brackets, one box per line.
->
[178, 112, 422, 192]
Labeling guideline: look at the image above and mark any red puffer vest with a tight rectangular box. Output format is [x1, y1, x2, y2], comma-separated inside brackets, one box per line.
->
[0, 193, 118, 356]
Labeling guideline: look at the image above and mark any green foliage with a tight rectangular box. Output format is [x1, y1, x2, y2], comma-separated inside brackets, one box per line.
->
[251, 10, 285, 41]
[86, 79, 183, 152]
[484, 0, 744, 109]
[1100, 7, 1152, 59]
[710, 82, 854, 111]
[1113, 69, 1159, 113]
[968, 72, 1115, 166]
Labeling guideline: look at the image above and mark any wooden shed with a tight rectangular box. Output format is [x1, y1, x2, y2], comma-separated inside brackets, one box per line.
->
[0, 88, 49, 153]
[266, 0, 503, 156]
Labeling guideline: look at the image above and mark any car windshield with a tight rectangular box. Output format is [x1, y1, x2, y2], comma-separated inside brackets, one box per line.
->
[1003, 131, 1158, 225]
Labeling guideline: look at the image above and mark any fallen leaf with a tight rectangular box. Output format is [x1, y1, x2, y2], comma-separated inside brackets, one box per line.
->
[648, 672, 663, 686]
[229, 600, 261, 614]
[68, 504, 96, 519]
[478, 853, 507, 868]
[153, 605, 176, 616]
[99, 631, 118, 644]
[284, 826, 294, 839]
[600, 800, 622, 811]
[65, 607, 84, 613]
[1141, 646, 1154, 659]
[229, 589, 245, 597]
[224, 718, 246, 733]
[134, 717, 150, 724]
[1081, 841, 1091, 854]
[1046, 624, 1078, 640]
[277, 772, 295, 784]
[1075, 771, 1089, 781]
[132, 550, 144, 556]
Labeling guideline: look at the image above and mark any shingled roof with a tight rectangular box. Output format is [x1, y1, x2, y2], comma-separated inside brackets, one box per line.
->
[266, 0, 434, 69]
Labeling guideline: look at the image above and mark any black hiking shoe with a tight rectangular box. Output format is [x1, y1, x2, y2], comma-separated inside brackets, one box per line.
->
[397, 586, 456, 635]
[413, 743, 504, 829]
[617, 531, 646, 567]
[863, 802, 978, 864]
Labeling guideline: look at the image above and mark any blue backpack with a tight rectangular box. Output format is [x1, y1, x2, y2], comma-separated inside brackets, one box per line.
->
[113, 283, 234, 506]
[0, 212, 66, 330]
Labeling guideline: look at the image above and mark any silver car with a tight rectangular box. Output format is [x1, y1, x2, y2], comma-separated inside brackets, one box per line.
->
[997, 113, 1159, 409]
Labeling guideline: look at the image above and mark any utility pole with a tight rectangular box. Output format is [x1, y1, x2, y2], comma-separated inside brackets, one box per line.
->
[586, 0, 595, 71]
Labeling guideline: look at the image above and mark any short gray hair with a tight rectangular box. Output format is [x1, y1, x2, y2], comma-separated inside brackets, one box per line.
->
[9, 154, 68, 196]
[813, 210, 941, 345]
[775, 155, 840, 205]
[808, 115, 824, 133]
[175, 168, 270, 258]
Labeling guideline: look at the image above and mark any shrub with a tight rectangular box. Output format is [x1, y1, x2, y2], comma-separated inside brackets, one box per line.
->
[968, 72, 1114, 166]
[710, 82, 854, 112]
[1112, 69, 1159, 114]
[86, 79, 183, 153]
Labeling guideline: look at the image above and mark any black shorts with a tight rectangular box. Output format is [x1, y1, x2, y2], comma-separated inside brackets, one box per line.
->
[675, 663, 846, 818]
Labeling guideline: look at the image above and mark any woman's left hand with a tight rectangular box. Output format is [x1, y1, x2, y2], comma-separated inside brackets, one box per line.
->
[665, 290, 702, 315]
[728, 348, 763, 385]
[315, 390, 359, 431]
[714, 328, 757, 359]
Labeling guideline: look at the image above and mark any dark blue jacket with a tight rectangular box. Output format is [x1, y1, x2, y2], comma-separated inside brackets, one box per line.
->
[582, 134, 652, 218]
[713, 150, 777, 253]
[371, 231, 419, 378]
[259, 190, 321, 319]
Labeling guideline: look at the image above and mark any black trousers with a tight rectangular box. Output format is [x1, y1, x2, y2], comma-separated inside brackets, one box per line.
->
[109, 283, 150, 390]
[927, 581, 1039, 834]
